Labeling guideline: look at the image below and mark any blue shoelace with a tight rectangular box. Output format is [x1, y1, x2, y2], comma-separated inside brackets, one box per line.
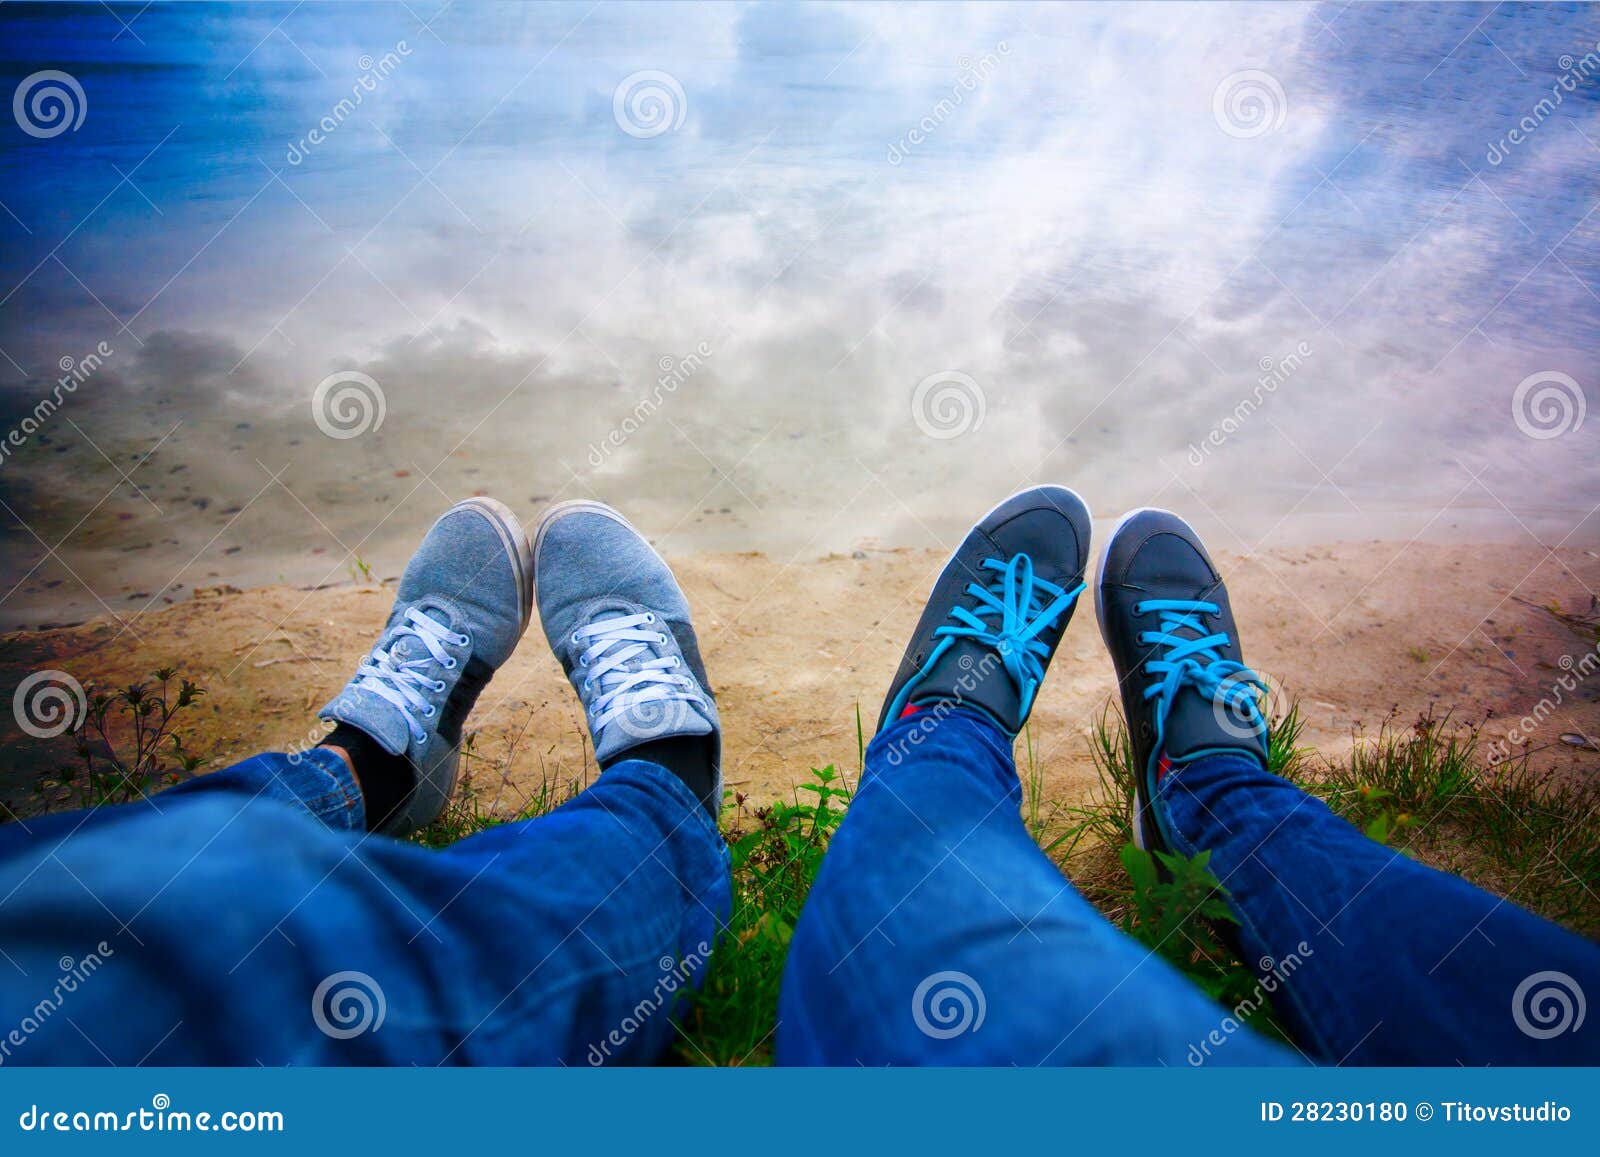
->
[918, 554, 1085, 720]
[1135, 598, 1267, 761]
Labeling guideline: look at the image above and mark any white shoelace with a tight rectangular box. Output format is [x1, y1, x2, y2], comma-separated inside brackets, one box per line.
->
[573, 612, 699, 730]
[352, 607, 470, 744]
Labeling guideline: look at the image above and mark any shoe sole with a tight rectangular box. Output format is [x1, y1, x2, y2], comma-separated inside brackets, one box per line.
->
[453, 496, 535, 635]
[1093, 506, 1185, 854]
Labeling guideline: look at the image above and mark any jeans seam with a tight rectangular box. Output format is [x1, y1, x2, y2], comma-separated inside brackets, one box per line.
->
[1160, 772, 1336, 1064]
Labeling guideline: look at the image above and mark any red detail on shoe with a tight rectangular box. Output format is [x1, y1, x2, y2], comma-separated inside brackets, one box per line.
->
[1156, 754, 1172, 782]
[899, 703, 922, 720]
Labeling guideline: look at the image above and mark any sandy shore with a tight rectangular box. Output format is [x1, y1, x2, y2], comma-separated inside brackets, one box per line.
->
[3, 541, 1599, 816]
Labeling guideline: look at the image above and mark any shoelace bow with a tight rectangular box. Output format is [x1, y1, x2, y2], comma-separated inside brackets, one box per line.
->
[1136, 598, 1267, 741]
[935, 554, 1085, 717]
[573, 613, 699, 730]
[353, 607, 470, 745]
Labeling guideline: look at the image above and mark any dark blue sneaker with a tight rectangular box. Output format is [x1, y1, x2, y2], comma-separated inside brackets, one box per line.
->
[321, 498, 533, 834]
[1095, 508, 1269, 853]
[879, 486, 1091, 737]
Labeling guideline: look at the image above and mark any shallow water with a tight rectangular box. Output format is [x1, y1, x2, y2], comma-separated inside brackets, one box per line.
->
[0, 1, 1596, 629]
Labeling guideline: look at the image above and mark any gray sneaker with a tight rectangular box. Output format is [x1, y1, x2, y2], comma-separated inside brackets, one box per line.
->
[533, 501, 719, 805]
[320, 497, 532, 835]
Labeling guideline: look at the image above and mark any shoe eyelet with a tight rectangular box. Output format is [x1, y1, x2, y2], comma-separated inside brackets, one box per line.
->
[424, 705, 436, 718]
[579, 655, 589, 666]
[443, 656, 457, 670]
[657, 633, 668, 644]
[671, 656, 681, 668]
[433, 680, 446, 693]
[413, 731, 428, 745]
[455, 633, 471, 647]
[644, 613, 655, 624]
[572, 632, 582, 644]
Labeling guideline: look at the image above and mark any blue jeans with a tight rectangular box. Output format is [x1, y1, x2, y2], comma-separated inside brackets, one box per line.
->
[2, 711, 1595, 1065]
[0, 751, 728, 1065]
[780, 710, 1600, 1064]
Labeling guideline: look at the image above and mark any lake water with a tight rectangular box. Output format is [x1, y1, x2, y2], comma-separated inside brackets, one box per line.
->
[0, 1, 1596, 629]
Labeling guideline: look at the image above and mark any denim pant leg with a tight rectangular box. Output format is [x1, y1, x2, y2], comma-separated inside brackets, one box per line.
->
[1160, 754, 1600, 1065]
[0, 752, 728, 1066]
[777, 709, 1296, 1065]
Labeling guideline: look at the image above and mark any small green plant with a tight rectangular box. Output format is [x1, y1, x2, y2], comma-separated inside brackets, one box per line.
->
[1116, 842, 1283, 1034]
[36, 669, 207, 809]
[347, 554, 373, 583]
[675, 766, 849, 1065]
[409, 729, 587, 848]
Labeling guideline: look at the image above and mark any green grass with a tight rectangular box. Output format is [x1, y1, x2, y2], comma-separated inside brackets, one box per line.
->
[30, 681, 1596, 1065]
[411, 695, 1598, 1064]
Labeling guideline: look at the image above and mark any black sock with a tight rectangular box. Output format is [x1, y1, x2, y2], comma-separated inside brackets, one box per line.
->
[320, 723, 415, 831]
[606, 734, 718, 819]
